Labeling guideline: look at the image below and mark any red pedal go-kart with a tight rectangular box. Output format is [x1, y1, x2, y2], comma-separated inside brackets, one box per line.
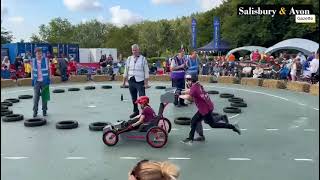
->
[102, 88, 177, 148]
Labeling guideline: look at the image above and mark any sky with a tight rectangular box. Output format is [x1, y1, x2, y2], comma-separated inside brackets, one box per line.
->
[1, 0, 223, 42]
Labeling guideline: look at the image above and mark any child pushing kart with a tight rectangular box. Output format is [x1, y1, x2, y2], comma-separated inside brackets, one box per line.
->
[179, 74, 241, 144]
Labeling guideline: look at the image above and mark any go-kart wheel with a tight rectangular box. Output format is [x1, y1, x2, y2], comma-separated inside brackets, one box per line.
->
[102, 130, 118, 146]
[157, 118, 171, 133]
[146, 127, 168, 148]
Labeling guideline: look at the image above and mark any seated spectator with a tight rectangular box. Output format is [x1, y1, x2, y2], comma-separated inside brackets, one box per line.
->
[68, 58, 77, 75]
[279, 62, 290, 80]
[253, 64, 264, 78]
[149, 63, 157, 75]
[271, 60, 281, 79]
[242, 65, 252, 77]
[50, 60, 57, 76]
[24, 60, 32, 78]
[2, 56, 10, 69]
[129, 160, 180, 180]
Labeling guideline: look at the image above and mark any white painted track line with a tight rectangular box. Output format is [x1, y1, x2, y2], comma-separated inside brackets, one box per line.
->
[65, 157, 87, 160]
[265, 128, 279, 131]
[3, 157, 29, 160]
[229, 114, 240, 119]
[303, 129, 316, 132]
[294, 158, 313, 162]
[313, 108, 319, 111]
[168, 157, 191, 160]
[120, 157, 138, 160]
[228, 158, 251, 161]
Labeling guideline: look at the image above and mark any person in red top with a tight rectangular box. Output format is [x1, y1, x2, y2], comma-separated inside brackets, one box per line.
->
[179, 74, 241, 144]
[68, 58, 77, 75]
[125, 96, 156, 131]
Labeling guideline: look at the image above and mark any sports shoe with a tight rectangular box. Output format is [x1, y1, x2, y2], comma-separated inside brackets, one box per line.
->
[129, 112, 139, 118]
[194, 136, 205, 141]
[233, 124, 241, 135]
[43, 111, 47, 116]
[181, 138, 193, 144]
[33, 112, 37, 118]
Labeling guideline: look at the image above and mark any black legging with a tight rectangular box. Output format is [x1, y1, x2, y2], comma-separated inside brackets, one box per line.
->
[188, 111, 235, 140]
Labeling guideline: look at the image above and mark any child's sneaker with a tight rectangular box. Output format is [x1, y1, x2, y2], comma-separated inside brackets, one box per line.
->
[194, 136, 205, 142]
[181, 138, 193, 145]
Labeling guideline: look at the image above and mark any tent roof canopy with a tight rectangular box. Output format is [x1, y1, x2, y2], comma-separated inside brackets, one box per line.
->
[265, 38, 319, 56]
[226, 46, 267, 56]
[196, 40, 230, 52]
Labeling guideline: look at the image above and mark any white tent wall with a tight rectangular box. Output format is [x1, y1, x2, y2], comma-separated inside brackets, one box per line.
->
[79, 48, 118, 63]
[90, 48, 117, 63]
[79, 48, 94, 63]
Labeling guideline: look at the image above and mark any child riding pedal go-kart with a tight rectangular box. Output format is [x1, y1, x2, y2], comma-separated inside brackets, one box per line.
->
[102, 91, 178, 148]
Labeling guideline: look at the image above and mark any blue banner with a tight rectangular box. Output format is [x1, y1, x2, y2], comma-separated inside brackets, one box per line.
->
[213, 17, 220, 49]
[191, 18, 197, 49]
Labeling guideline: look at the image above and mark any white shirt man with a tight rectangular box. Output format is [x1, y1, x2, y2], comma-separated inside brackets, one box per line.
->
[122, 44, 150, 118]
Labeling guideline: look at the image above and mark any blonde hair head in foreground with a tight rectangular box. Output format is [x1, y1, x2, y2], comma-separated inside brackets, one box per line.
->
[129, 160, 180, 180]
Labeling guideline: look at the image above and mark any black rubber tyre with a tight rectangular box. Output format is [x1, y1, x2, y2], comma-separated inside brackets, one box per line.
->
[52, 89, 65, 93]
[207, 90, 219, 94]
[231, 102, 247, 107]
[120, 85, 129, 88]
[146, 127, 168, 148]
[101, 85, 112, 89]
[223, 107, 241, 113]
[1, 102, 12, 106]
[102, 130, 119, 146]
[84, 86, 95, 90]
[68, 88, 80, 91]
[56, 120, 79, 129]
[2, 114, 24, 122]
[1, 105, 8, 110]
[220, 93, 234, 98]
[157, 118, 172, 133]
[89, 122, 111, 131]
[174, 117, 191, 125]
[1, 109, 13, 116]
[4, 98, 20, 103]
[18, 95, 33, 99]
[24, 118, 47, 127]
[155, 86, 166, 89]
[228, 97, 244, 103]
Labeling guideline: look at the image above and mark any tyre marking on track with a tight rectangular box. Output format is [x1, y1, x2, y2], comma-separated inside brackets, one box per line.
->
[313, 108, 319, 111]
[65, 157, 87, 160]
[228, 158, 251, 161]
[265, 128, 279, 131]
[294, 158, 313, 162]
[120, 157, 138, 160]
[3, 157, 29, 160]
[229, 114, 239, 119]
[168, 157, 191, 160]
[303, 129, 316, 132]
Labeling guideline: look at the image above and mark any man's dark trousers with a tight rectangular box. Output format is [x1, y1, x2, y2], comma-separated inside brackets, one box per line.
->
[128, 77, 145, 113]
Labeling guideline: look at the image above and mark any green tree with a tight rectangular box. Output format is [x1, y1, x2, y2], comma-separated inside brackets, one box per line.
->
[37, 17, 74, 43]
[1, 25, 13, 44]
[73, 20, 110, 48]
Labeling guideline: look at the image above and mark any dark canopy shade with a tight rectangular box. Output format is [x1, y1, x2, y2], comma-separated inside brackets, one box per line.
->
[196, 40, 230, 52]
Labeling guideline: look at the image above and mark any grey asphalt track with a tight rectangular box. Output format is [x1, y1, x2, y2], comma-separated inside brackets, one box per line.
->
[1, 81, 319, 180]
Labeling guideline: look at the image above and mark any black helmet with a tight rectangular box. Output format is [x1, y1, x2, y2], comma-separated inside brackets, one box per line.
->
[185, 74, 198, 83]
